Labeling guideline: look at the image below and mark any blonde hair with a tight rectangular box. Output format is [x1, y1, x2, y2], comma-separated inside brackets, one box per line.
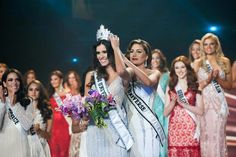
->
[200, 33, 227, 73]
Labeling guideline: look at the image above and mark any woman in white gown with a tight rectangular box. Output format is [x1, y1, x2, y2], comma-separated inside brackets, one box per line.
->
[0, 68, 34, 157]
[78, 25, 133, 157]
[27, 80, 52, 157]
[110, 36, 164, 157]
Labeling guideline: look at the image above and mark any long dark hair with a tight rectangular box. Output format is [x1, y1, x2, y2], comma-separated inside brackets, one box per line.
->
[169, 56, 198, 92]
[47, 70, 63, 97]
[27, 80, 52, 123]
[2, 68, 30, 109]
[92, 40, 116, 80]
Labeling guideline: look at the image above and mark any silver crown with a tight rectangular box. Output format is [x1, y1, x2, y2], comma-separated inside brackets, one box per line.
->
[96, 25, 112, 41]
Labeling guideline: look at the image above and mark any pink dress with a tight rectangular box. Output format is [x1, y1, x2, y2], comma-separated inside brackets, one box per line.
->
[168, 89, 200, 157]
[198, 68, 228, 157]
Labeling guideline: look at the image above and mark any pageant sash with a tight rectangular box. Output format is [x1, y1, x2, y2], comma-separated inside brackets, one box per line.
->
[175, 84, 200, 140]
[53, 93, 72, 134]
[126, 83, 166, 146]
[6, 101, 27, 135]
[205, 60, 229, 116]
[94, 72, 134, 150]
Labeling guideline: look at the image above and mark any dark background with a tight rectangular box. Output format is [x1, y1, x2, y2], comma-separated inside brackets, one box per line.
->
[1, 0, 236, 84]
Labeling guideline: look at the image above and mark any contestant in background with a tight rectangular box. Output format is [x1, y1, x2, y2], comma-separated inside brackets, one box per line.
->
[47, 70, 71, 157]
[164, 56, 203, 157]
[27, 80, 52, 157]
[188, 39, 201, 68]
[193, 33, 232, 157]
[64, 70, 82, 157]
[0, 68, 33, 157]
[151, 49, 169, 157]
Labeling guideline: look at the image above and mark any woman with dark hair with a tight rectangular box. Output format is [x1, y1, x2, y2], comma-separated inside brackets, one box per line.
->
[47, 70, 71, 157]
[27, 80, 52, 157]
[0, 68, 33, 157]
[164, 56, 203, 157]
[79, 25, 133, 157]
[194, 33, 232, 157]
[110, 36, 162, 157]
[151, 48, 169, 157]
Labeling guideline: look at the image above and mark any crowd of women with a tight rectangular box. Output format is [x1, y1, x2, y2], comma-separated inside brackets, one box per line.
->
[0, 25, 235, 157]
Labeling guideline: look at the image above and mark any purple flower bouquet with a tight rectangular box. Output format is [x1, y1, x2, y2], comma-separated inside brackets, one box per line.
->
[60, 94, 87, 120]
[84, 89, 116, 128]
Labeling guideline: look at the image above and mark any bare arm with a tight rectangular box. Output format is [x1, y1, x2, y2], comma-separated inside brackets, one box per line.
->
[84, 71, 94, 96]
[163, 87, 176, 117]
[123, 57, 160, 87]
[232, 61, 236, 88]
[215, 58, 232, 90]
[179, 93, 204, 116]
[35, 118, 52, 140]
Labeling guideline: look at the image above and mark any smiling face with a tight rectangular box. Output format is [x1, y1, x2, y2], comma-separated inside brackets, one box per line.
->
[203, 37, 217, 55]
[4, 72, 20, 95]
[191, 43, 201, 60]
[50, 74, 62, 89]
[96, 44, 110, 67]
[27, 82, 40, 100]
[129, 43, 148, 66]
[151, 52, 161, 69]
[174, 61, 187, 79]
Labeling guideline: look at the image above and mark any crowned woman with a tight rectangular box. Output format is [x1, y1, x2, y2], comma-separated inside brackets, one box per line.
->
[78, 25, 133, 157]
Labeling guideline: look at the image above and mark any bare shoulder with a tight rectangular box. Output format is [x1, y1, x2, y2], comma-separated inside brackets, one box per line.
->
[221, 56, 231, 64]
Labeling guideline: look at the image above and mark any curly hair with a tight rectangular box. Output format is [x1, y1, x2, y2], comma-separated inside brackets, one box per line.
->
[169, 56, 198, 92]
[27, 80, 52, 123]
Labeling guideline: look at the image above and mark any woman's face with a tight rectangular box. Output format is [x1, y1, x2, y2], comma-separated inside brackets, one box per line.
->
[174, 61, 187, 79]
[129, 44, 147, 66]
[0, 66, 7, 80]
[4, 72, 20, 95]
[26, 73, 36, 85]
[50, 75, 62, 89]
[96, 44, 109, 67]
[151, 52, 161, 69]
[191, 43, 201, 60]
[27, 83, 39, 100]
[203, 38, 217, 55]
[68, 73, 78, 88]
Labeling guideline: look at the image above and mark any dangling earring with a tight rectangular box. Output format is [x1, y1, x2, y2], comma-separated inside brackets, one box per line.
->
[144, 60, 147, 67]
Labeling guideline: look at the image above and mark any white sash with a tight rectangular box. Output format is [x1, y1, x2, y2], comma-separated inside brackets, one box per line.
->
[126, 82, 166, 146]
[175, 85, 200, 140]
[205, 60, 229, 116]
[53, 93, 72, 134]
[6, 99, 27, 135]
[94, 72, 134, 150]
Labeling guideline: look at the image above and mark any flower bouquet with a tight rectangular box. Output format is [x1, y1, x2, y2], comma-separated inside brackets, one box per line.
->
[84, 89, 116, 128]
[60, 94, 87, 120]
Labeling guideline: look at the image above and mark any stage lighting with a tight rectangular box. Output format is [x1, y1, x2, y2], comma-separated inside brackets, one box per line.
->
[72, 58, 78, 63]
[209, 26, 218, 32]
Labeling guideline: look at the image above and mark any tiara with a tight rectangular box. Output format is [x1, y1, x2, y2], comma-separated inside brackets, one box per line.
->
[96, 25, 112, 41]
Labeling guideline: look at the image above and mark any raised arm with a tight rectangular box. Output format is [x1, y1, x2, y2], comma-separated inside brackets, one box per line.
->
[109, 35, 131, 82]
[123, 56, 160, 87]
[84, 71, 93, 96]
